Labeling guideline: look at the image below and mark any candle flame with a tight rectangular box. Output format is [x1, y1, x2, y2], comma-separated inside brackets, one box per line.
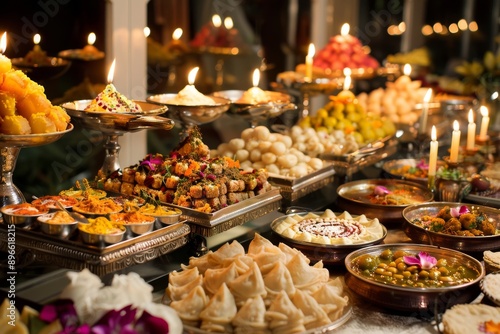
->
[491, 91, 498, 100]
[431, 125, 437, 141]
[252, 68, 260, 87]
[107, 58, 116, 84]
[307, 43, 315, 58]
[172, 28, 183, 40]
[212, 14, 222, 28]
[0, 32, 6, 54]
[403, 63, 412, 76]
[424, 88, 432, 103]
[88, 32, 96, 45]
[188, 67, 199, 85]
[453, 120, 459, 131]
[224, 17, 234, 30]
[34, 34, 41, 45]
[468, 109, 474, 123]
[144, 27, 151, 38]
[480, 105, 489, 117]
[341, 23, 350, 36]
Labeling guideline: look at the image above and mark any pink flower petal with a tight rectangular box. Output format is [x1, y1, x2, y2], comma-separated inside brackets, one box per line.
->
[418, 251, 437, 270]
[459, 205, 470, 215]
[450, 207, 460, 218]
[374, 185, 390, 196]
[403, 255, 421, 266]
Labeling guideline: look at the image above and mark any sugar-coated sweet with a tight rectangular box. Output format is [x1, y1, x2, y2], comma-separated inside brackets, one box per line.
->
[0, 115, 31, 135]
[0, 70, 30, 101]
[16, 93, 52, 119]
[0, 91, 15, 117]
[29, 112, 57, 133]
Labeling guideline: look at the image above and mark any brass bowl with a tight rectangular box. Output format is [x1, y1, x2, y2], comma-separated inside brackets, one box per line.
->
[37, 212, 78, 238]
[344, 243, 484, 313]
[382, 158, 446, 185]
[402, 202, 500, 253]
[271, 211, 387, 265]
[336, 179, 434, 226]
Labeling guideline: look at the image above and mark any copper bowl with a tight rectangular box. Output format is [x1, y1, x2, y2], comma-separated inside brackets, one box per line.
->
[382, 158, 446, 185]
[344, 243, 484, 313]
[402, 202, 500, 253]
[336, 179, 434, 226]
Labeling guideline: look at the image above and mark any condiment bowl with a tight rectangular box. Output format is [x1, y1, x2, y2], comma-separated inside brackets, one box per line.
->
[139, 206, 182, 225]
[1, 203, 49, 229]
[37, 212, 78, 238]
[344, 243, 484, 313]
[78, 223, 126, 246]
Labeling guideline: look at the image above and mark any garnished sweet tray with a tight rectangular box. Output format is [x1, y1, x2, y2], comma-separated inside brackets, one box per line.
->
[172, 188, 282, 237]
[267, 163, 335, 202]
[0, 220, 190, 276]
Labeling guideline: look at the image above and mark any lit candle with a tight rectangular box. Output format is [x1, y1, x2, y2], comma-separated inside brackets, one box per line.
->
[83, 32, 99, 53]
[395, 63, 412, 89]
[143, 27, 151, 38]
[107, 58, 116, 84]
[340, 23, 350, 41]
[343, 67, 352, 91]
[449, 120, 461, 163]
[33, 33, 41, 51]
[479, 105, 490, 140]
[224, 17, 233, 30]
[172, 27, 183, 41]
[428, 125, 438, 176]
[212, 14, 222, 28]
[242, 68, 268, 103]
[165, 67, 215, 105]
[418, 88, 433, 135]
[336, 68, 355, 101]
[305, 43, 315, 82]
[0, 32, 11, 75]
[466, 109, 476, 150]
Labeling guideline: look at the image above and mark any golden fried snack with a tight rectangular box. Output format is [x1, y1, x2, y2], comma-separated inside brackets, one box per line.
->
[0, 115, 31, 134]
[29, 112, 57, 133]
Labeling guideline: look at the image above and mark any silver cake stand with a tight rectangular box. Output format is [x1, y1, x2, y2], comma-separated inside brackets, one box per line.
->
[0, 124, 74, 206]
[211, 90, 297, 128]
[147, 94, 231, 137]
[62, 100, 172, 176]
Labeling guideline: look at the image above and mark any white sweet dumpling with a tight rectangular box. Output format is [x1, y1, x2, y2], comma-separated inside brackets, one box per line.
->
[311, 282, 349, 321]
[265, 291, 306, 334]
[291, 289, 331, 330]
[169, 285, 208, 326]
[278, 242, 310, 265]
[182, 250, 214, 274]
[250, 245, 287, 275]
[227, 262, 267, 306]
[286, 253, 329, 292]
[168, 267, 200, 287]
[166, 274, 203, 302]
[247, 233, 276, 255]
[203, 262, 239, 296]
[208, 240, 245, 267]
[263, 262, 296, 301]
[200, 283, 238, 333]
[232, 295, 269, 333]
[222, 254, 254, 274]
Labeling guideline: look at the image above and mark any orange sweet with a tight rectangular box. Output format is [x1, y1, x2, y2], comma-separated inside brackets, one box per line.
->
[16, 93, 52, 119]
[0, 115, 31, 135]
[0, 91, 15, 117]
[0, 55, 12, 75]
[0, 70, 30, 101]
[29, 112, 57, 133]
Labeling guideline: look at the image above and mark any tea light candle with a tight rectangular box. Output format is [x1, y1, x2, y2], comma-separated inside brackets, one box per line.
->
[33, 34, 41, 51]
[394, 64, 411, 90]
[479, 105, 489, 140]
[165, 67, 215, 105]
[466, 109, 476, 150]
[83, 32, 100, 53]
[449, 120, 461, 163]
[305, 43, 315, 81]
[107, 58, 116, 84]
[428, 125, 438, 176]
[340, 23, 351, 42]
[418, 88, 433, 135]
[337, 68, 355, 101]
[243, 68, 268, 103]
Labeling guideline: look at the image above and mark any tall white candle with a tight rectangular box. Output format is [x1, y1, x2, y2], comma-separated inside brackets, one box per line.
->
[479, 106, 490, 140]
[419, 88, 433, 134]
[428, 125, 438, 176]
[466, 109, 476, 150]
[449, 120, 461, 163]
[305, 43, 315, 81]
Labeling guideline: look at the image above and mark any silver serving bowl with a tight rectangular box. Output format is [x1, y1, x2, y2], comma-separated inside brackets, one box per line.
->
[1, 204, 49, 229]
[37, 212, 78, 238]
[336, 179, 434, 226]
[211, 89, 295, 114]
[121, 221, 155, 235]
[147, 93, 231, 125]
[11, 56, 71, 81]
[78, 223, 126, 246]
[344, 243, 484, 312]
[153, 210, 182, 225]
[0, 124, 74, 147]
[271, 211, 387, 265]
[402, 202, 500, 252]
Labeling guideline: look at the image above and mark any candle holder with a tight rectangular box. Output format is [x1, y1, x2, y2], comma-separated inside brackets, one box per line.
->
[463, 146, 480, 156]
[434, 162, 471, 202]
[442, 156, 462, 170]
[475, 134, 490, 146]
[62, 100, 173, 176]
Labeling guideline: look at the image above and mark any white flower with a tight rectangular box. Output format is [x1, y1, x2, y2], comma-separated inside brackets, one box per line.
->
[141, 302, 183, 334]
[110, 272, 153, 309]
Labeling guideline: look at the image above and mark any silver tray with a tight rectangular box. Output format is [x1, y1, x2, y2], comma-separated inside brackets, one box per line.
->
[320, 137, 398, 178]
[267, 163, 335, 202]
[0, 221, 190, 276]
[171, 188, 282, 237]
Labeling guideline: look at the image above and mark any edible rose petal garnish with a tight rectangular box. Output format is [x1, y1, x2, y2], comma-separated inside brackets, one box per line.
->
[403, 251, 437, 270]
[373, 185, 390, 196]
[450, 205, 470, 218]
[416, 160, 429, 170]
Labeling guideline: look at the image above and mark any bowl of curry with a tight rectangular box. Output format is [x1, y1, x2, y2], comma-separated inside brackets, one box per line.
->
[402, 202, 500, 253]
[344, 243, 484, 312]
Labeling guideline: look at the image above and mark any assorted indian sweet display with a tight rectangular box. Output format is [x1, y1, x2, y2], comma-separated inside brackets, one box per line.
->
[166, 234, 349, 332]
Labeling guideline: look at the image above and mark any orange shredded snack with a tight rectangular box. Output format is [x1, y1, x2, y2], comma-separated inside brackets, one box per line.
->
[73, 197, 123, 214]
[109, 212, 155, 224]
[79, 217, 124, 234]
